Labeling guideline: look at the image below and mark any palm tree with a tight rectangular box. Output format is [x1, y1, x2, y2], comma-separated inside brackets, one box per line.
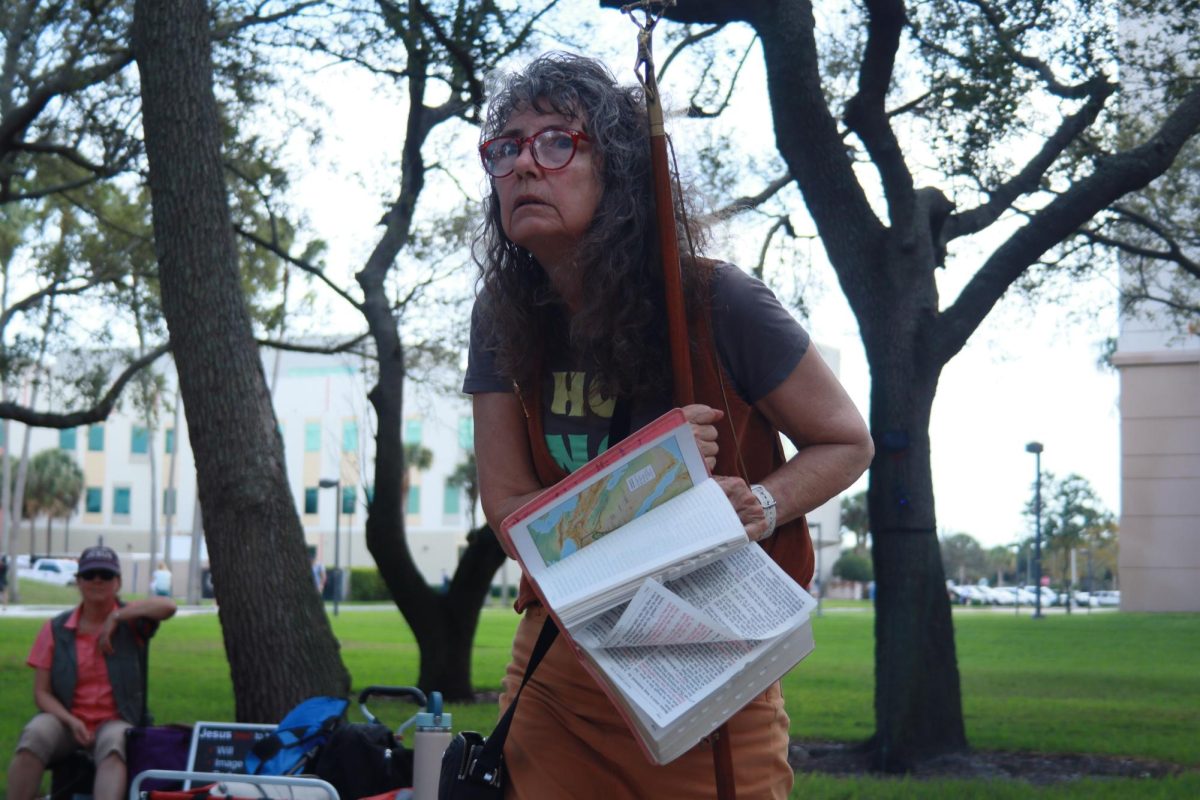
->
[24, 449, 84, 555]
[402, 444, 433, 514]
[446, 452, 479, 530]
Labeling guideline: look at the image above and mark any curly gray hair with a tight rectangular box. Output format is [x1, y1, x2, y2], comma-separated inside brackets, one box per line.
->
[474, 51, 708, 401]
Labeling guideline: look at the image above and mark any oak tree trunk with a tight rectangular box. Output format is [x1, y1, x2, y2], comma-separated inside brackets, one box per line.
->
[360, 293, 507, 699]
[866, 346, 965, 769]
[132, 0, 350, 721]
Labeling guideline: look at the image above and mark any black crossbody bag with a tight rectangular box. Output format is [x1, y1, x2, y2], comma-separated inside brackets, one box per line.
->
[437, 617, 558, 799]
[438, 398, 632, 799]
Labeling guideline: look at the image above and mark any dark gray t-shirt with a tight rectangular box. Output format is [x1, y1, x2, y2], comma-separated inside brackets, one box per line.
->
[463, 263, 810, 473]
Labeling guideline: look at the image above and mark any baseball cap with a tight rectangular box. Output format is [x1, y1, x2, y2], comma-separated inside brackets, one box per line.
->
[78, 545, 121, 575]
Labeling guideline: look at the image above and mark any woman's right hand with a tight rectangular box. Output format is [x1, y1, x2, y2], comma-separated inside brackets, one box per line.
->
[67, 715, 92, 747]
[681, 404, 723, 472]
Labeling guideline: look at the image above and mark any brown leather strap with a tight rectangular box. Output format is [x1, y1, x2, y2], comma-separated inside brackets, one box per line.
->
[713, 724, 737, 799]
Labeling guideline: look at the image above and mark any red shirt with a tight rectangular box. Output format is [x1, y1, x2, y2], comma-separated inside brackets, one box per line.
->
[28, 603, 121, 731]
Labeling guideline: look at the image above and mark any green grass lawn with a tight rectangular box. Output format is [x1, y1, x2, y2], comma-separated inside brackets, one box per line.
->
[1, 602, 1197, 798]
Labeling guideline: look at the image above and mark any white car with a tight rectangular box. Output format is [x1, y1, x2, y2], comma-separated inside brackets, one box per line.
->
[1091, 590, 1121, 607]
[18, 558, 79, 586]
[1023, 585, 1058, 607]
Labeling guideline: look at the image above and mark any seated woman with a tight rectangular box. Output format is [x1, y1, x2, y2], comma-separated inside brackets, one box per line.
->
[7, 545, 177, 800]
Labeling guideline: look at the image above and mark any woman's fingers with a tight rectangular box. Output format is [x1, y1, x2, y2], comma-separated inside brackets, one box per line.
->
[714, 475, 770, 541]
[682, 404, 723, 470]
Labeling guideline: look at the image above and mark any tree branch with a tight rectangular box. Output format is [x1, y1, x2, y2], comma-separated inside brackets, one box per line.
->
[0, 173, 110, 203]
[710, 171, 792, 217]
[0, 342, 170, 428]
[0, 277, 110, 337]
[11, 140, 121, 176]
[945, 76, 1114, 240]
[686, 36, 755, 119]
[935, 83, 1200, 364]
[234, 224, 362, 311]
[0, 48, 135, 157]
[659, 24, 726, 81]
[412, 0, 485, 112]
[1105, 204, 1200, 280]
[211, 1, 325, 41]
[256, 333, 373, 358]
[842, 0, 915, 230]
[966, 0, 1099, 100]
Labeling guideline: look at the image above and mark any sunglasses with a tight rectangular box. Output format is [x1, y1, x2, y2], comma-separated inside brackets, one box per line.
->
[79, 570, 117, 582]
[479, 127, 590, 178]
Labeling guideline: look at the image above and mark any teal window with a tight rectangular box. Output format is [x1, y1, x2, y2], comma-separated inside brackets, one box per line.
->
[163, 488, 177, 516]
[305, 422, 321, 453]
[407, 485, 421, 514]
[341, 486, 356, 515]
[60, 428, 77, 450]
[165, 428, 175, 455]
[88, 424, 105, 452]
[131, 426, 149, 455]
[403, 418, 422, 445]
[304, 487, 319, 514]
[443, 483, 460, 515]
[113, 487, 131, 515]
[342, 420, 358, 453]
[457, 416, 474, 450]
[85, 487, 102, 514]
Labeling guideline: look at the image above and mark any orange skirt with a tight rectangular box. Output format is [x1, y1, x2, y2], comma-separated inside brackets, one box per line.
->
[498, 605, 793, 799]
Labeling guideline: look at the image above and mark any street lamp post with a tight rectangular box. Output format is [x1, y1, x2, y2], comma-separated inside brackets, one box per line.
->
[319, 478, 341, 616]
[1025, 442, 1044, 619]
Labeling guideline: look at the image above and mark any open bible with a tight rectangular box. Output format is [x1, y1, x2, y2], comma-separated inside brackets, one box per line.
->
[500, 409, 817, 764]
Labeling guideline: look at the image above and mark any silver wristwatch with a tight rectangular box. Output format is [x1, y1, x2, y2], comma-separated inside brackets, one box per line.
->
[749, 484, 777, 540]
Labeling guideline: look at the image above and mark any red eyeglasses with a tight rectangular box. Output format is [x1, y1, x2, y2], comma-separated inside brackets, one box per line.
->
[479, 128, 590, 178]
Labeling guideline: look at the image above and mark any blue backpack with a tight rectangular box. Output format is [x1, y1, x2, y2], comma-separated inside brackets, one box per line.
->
[244, 696, 348, 776]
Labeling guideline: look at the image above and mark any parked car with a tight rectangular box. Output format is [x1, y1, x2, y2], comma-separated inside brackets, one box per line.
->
[1091, 590, 1121, 607]
[948, 584, 986, 605]
[1061, 590, 1099, 607]
[1023, 585, 1059, 606]
[1004, 586, 1038, 605]
[18, 557, 79, 586]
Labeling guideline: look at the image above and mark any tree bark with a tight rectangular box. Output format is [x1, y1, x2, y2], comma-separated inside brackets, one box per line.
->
[865, 336, 965, 768]
[132, 0, 349, 721]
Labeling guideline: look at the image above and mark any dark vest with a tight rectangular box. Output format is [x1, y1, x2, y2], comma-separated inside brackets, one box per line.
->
[513, 287, 815, 612]
[49, 603, 150, 726]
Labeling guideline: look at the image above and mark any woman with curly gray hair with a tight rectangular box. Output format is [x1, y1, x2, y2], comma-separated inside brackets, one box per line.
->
[464, 52, 872, 797]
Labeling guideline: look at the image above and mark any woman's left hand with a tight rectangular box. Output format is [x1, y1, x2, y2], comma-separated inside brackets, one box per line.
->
[714, 475, 771, 542]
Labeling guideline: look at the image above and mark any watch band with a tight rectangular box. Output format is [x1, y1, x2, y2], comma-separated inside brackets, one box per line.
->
[750, 484, 777, 540]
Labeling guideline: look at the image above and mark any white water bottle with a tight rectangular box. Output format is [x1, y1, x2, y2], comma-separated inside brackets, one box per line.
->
[412, 691, 452, 800]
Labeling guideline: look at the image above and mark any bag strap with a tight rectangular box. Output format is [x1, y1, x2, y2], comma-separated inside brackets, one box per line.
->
[465, 615, 558, 781]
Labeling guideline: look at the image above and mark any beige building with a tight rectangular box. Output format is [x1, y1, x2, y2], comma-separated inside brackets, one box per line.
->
[1111, 9, 1200, 612]
[1114, 314, 1200, 611]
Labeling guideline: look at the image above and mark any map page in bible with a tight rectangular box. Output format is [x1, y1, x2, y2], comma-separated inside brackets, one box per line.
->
[527, 437, 695, 566]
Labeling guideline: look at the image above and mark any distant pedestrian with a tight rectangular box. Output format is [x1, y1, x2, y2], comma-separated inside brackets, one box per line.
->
[311, 551, 327, 595]
[151, 562, 172, 598]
